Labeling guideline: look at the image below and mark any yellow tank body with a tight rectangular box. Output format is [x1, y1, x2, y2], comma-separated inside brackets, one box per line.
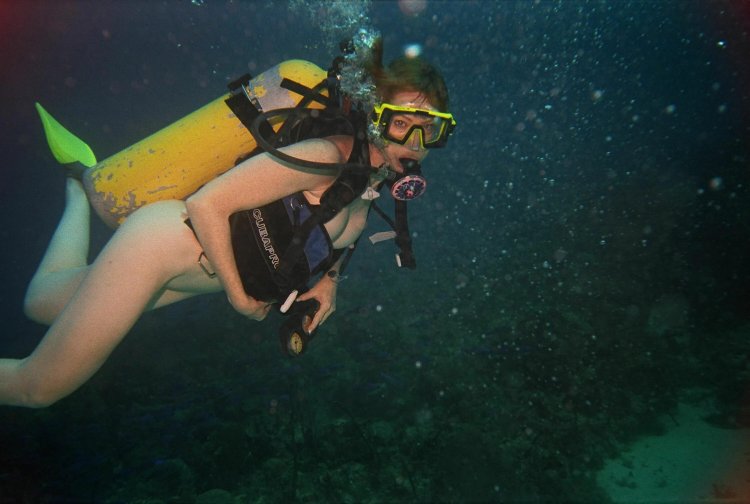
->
[83, 60, 327, 227]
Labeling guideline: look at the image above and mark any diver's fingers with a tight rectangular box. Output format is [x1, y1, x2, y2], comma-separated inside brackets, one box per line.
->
[307, 304, 328, 332]
[296, 291, 311, 302]
[308, 310, 324, 333]
[315, 304, 336, 331]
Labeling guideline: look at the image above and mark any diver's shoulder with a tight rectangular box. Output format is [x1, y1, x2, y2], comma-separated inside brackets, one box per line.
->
[323, 135, 355, 163]
[284, 137, 346, 164]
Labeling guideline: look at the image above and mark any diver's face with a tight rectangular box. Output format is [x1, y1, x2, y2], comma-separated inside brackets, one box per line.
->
[380, 90, 435, 172]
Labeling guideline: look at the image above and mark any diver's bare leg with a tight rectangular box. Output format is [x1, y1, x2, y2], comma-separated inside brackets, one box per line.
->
[1, 200, 209, 408]
[23, 178, 91, 324]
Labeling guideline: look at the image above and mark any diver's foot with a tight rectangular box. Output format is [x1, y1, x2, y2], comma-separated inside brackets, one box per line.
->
[64, 163, 86, 181]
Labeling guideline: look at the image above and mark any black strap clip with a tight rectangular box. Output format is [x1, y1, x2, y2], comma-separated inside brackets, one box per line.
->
[227, 73, 252, 93]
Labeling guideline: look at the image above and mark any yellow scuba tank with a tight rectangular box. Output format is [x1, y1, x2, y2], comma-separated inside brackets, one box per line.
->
[36, 60, 327, 227]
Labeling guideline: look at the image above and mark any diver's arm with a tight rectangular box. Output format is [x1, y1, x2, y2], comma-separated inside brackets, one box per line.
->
[185, 140, 341, 317]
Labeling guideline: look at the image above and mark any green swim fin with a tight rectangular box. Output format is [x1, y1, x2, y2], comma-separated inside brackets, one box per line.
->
[35, 102, 97, 168]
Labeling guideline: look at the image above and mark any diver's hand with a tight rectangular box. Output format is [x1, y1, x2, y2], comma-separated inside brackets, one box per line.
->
[296, 275, 338, 332]
[228, 293, 272, 320]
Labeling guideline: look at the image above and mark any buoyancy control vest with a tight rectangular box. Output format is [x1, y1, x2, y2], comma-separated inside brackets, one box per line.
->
[228, 193, 338, 302]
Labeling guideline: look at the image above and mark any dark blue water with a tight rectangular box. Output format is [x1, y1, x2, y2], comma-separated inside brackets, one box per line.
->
[1, 1, 748, 502]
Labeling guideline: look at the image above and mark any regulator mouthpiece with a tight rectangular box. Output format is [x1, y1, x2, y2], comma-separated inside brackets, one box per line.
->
[389, 158, 427, 201]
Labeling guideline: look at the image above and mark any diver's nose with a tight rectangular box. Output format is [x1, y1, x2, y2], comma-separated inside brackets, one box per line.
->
[406, 128, 424, 151]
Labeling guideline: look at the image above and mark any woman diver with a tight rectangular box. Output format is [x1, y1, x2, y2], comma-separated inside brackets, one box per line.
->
[0, 51, 455, 408]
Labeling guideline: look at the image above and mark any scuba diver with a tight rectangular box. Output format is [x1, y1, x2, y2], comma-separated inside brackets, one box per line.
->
[0, 42, 455, 408]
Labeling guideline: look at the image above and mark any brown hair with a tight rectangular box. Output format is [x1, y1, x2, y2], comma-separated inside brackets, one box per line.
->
[366, 39, 450, 112]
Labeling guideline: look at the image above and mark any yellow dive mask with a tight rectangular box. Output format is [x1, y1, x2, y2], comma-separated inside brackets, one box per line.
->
[372, 103, 456, 150]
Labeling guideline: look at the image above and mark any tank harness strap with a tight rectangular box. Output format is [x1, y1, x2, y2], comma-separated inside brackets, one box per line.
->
[394, 200, 416, 269]
[224, 73, 275, 153]
[183, 218, 217, 278]
[370, 201, 395, 230]
[227, 73, 252, 92]
[370, 200, 417, 269]
[280, 78, 337, 109]
[269, 78, 336, 147]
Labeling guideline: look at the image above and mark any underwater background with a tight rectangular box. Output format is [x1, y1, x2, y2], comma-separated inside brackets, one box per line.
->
[0, 0, 748, 502]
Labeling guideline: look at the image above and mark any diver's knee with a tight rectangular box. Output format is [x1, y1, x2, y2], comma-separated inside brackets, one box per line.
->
[20, 389, 60, 409]
[22, 288, 54, 325]
[4, 359, 61, 408]
[22, 289, 42, 321]
[19, 374, 63, 409]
